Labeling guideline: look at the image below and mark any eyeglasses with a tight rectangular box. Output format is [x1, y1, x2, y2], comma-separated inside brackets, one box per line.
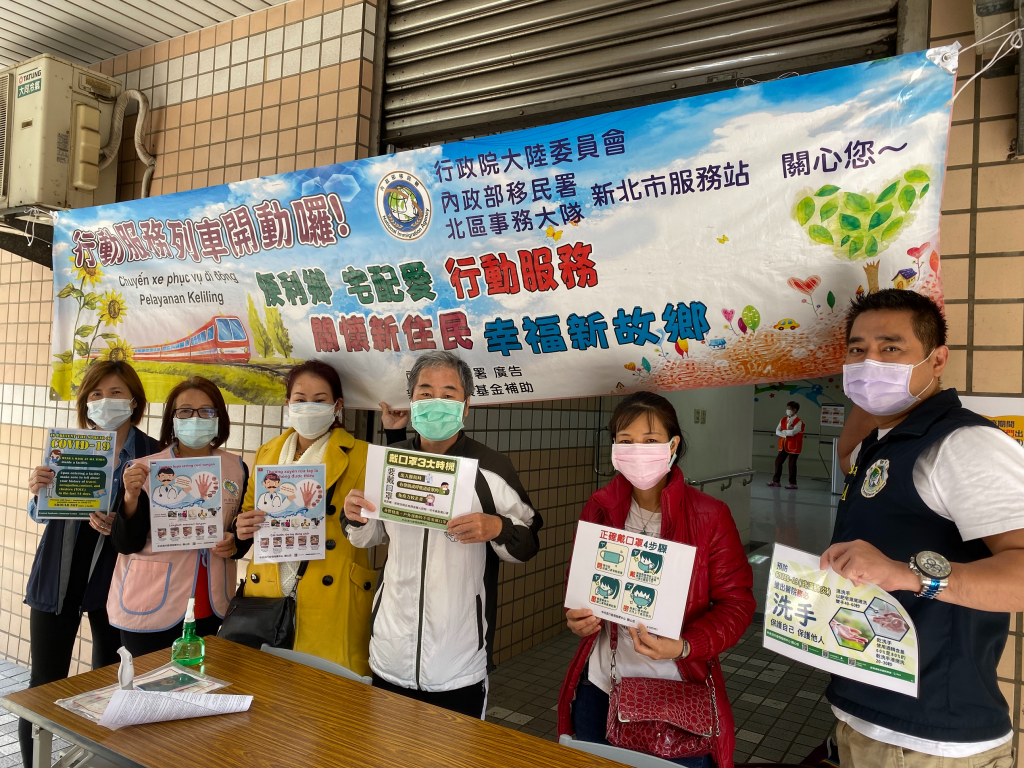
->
[174, 408, 219, 419]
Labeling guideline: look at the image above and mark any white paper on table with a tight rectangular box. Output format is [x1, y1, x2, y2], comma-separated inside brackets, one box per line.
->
[98, 691, 253, 730]
[564, 520, 696, 638]
[363, 444, 479, 530]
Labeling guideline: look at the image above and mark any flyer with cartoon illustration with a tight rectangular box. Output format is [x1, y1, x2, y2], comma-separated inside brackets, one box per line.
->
[253, 464, 327, 563]
[37, 428, 117, 518]
[564, 520, 696, 638]
[762, 543, 919, 697]
[363, 445, 478, 530]
[149, 456, 223, 552]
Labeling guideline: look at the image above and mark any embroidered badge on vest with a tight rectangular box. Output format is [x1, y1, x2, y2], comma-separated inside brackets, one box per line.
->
[861, 459, 890, 498]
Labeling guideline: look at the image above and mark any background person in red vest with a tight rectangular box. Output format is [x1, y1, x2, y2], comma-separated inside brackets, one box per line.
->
[767, 401, 804, 489]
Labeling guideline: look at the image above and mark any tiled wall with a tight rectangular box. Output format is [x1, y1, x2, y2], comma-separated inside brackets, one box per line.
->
[90, 0, 379, 200]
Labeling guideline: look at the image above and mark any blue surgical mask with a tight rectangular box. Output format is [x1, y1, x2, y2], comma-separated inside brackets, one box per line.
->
[411, 398, 465, 442]
[86, 398, 133, 431]
[174, 417, 219, 449]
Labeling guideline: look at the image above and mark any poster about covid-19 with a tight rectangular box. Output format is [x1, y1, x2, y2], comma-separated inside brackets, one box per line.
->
[50, 47, 959, 408]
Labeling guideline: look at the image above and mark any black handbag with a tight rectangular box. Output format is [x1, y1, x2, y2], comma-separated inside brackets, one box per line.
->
[218, 561, 309, 650]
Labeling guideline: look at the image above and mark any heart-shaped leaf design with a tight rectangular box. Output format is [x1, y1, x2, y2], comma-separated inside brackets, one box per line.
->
[907, 242, 931, 259]
[722, 309, 735, 322]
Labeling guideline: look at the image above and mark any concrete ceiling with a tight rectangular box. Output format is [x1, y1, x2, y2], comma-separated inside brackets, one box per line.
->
[1, 0, 286, 68]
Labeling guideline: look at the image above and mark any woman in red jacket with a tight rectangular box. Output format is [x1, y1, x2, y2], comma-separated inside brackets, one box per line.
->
[558, 392, 755, 768]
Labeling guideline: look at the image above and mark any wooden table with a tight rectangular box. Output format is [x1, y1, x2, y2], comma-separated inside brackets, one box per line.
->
[3, 635, 620, 768]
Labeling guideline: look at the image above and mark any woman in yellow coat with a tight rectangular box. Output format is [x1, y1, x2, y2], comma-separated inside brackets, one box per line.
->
[233, 360, 376, 675]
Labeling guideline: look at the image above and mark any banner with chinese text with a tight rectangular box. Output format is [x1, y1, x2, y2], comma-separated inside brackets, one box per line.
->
[51, 49, 958, 407]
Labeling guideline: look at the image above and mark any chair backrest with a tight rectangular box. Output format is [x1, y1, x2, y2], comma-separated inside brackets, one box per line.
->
[259, 644, 372, 685]
[557, 735, 682, 768]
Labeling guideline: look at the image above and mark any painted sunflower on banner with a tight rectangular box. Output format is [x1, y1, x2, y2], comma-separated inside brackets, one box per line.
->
[98, 290, 127, 328]
[104, 337, 134, 362]
[70, 258, 104, 288]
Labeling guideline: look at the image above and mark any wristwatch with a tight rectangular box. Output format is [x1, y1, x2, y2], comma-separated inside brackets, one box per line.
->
[908, 551, 951, 599]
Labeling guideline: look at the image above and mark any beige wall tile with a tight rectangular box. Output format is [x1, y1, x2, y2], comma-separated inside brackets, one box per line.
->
[974, 303, 1024, 346]
[930, 0, 974, 37]
[978, 163, 1024, 208]
[940, 213, 970, 255]
[946, 123, 974, 166]
[941, 258, 969, 300]
[945, 303, 968, 345]
[977, 210, 1024, 253]
[943, 349, 967, 390]
[997, 634, 1017, 680]
[981, 76, 1018, 119]
[977, 257, 1024, 299]
[973, 350, 1023, 393]
[951, 80, 975, 122]
[940, 167, 972, 211]
[979, 119, 1017, 163]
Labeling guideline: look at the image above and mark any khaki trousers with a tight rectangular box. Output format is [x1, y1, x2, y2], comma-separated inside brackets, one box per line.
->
[837, 720, 1015, 768]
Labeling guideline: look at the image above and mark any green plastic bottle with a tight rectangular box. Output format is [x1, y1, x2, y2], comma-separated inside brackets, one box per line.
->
[170, 596, 205, 666]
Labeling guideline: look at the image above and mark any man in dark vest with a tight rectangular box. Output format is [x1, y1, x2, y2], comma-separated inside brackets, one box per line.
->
[822, 289, 1023, 766]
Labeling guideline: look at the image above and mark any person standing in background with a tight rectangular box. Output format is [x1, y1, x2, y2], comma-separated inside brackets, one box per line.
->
[768, 400, 804, 489]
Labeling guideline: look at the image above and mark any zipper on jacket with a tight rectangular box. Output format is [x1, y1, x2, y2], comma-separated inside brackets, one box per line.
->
[475, 595, 484, 651]
[413, 528, 429, 690]
[369, 568, 385, 637]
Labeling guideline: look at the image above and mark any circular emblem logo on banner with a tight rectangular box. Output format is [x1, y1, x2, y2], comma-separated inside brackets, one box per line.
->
[861, 459, 890, 498]
[376, 172, 431, 240]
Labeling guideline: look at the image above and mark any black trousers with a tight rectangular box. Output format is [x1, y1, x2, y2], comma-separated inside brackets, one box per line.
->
[119, 615, 222, 658]
[19, 607, 121, 767]
[371, 673, 486, 719]
[773, 449, 799, 485]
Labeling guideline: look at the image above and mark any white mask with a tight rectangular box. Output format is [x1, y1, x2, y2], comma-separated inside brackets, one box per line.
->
[843, 351, 934, 416]
[87, 398, 133, 430]
[785, 409, 794, 417]
[288, 402, 338, 439]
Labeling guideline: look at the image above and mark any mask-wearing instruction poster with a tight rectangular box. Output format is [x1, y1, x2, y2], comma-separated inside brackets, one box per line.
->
[253, 464, 326, 563]
[38, 428, 117, 518]
[363, 445, 479, 530]
[763, 543, 918, 697]
[149, 456, 222, 551]
[564, 520, 696, 638]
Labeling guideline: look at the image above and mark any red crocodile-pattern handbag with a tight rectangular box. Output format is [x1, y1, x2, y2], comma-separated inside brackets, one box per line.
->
[605, 624, 718, 759]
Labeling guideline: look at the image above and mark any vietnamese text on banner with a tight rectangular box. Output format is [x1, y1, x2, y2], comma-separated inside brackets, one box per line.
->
[51, 49, 957, 408]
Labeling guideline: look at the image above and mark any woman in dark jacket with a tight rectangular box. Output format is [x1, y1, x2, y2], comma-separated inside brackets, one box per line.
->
[558, 392, 755, 768]
[20, 361, 159, 767]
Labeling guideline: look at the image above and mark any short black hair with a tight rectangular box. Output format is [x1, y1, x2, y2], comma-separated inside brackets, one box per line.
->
[157, 467, 175, 477]
[845, 289, 947, 351]
[786, 401, 800, 412]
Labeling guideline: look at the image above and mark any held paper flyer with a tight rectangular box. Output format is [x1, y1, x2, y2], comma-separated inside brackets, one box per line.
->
[564, 520, 697, 638]
[253, 464, 327, 563]
[37, 428, 117, 518]
[762, 543, 919, 697]
[363, 444, 479, 530]
[149, 456, 222, 552]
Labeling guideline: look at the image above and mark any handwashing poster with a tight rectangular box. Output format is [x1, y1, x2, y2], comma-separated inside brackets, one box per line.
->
[564, 520, 696, 638]
[149, 456, 222, 551]
[763, 543, 918, 697]
[253, 464, 327, 563]
[363, 444, 478, 530]
[37, 428, 116, 518]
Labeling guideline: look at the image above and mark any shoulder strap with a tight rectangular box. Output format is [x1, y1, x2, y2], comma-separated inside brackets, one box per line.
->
[474, 470, 498, 518]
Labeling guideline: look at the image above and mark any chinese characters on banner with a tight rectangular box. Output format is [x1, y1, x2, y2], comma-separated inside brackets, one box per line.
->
[763, 544, 919, 697]
[51, 50, 957, 408]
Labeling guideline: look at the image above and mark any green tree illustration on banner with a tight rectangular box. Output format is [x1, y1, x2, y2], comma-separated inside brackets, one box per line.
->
[793, 167, 933, 260]
[265, 307, 293, 358]
[247, 295, 276, 359]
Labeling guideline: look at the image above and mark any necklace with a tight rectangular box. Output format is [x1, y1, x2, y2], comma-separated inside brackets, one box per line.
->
[636, 503, 661, 535]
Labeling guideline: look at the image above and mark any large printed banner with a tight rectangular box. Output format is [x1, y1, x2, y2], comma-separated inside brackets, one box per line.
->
[51, 49, 958, 408]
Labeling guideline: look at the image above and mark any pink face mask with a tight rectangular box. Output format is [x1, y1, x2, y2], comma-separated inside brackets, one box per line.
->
[843, 350, 934, 416]
[611, 442, 677, 490]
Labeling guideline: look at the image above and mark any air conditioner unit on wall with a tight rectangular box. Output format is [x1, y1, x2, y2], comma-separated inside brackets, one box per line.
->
[0, 54, 122, 219]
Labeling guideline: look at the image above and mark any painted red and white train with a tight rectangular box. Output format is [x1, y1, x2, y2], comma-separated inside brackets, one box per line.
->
[91, 316, 252, 364]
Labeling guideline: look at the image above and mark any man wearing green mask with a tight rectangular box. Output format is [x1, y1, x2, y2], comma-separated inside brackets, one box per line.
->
[344, 351, 542, 718]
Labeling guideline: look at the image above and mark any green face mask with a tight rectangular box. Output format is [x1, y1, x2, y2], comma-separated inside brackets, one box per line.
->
[411, 398, 465, 441]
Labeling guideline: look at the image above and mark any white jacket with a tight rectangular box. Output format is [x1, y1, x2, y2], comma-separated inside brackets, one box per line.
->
[345, 433, 541, 692]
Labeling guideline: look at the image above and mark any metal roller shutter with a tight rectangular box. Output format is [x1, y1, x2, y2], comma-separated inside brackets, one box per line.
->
[383, 0, 925, 147]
